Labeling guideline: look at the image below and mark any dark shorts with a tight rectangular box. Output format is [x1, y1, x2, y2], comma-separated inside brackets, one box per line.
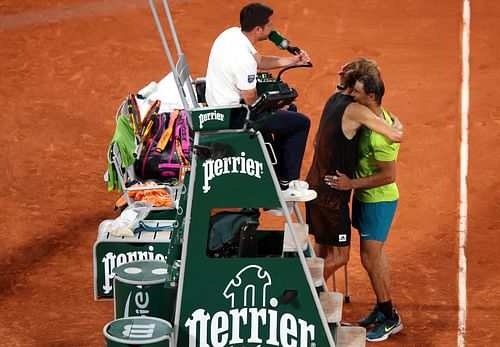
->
[352, 199, 398, 242]
[306, 202, 351, 247]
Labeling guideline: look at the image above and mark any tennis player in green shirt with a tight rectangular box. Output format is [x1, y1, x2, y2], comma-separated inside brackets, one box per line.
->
[327, 73, 403, 342]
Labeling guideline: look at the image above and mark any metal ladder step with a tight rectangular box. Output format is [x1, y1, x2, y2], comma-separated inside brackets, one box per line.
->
[336, 326, 366, 347]
[283, 222, 309, 252]
[305, 257, 324, 288]
[319, 291, 343, 324]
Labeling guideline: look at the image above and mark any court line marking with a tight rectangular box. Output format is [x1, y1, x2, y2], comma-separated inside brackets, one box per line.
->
[458, 0, 470, 346]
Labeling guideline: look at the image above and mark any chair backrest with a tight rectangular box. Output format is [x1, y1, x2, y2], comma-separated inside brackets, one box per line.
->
[193, 77, 207, 104]
[173, 54, 199, 111]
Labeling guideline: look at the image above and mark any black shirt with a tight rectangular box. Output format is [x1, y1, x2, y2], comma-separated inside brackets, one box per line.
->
[306, 92, 360, 208]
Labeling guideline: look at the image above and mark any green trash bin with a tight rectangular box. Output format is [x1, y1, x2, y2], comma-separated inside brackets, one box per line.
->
[113, 260, 176, 322]
[103, 316, 172, 346]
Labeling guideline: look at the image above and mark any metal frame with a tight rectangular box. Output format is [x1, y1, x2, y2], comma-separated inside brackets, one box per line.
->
[148, 0, 199, 128]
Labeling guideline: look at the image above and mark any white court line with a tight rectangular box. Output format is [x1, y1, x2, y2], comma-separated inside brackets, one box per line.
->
[458, 0, 470, 346]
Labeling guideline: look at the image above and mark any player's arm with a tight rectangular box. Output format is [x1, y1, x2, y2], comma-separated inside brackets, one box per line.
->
[348, 103, 403, 143]
[327, 160, 396, 191]
[254, 51, 310, 70]
[348, 160, 396, 189]
[240, 88, 258, 105]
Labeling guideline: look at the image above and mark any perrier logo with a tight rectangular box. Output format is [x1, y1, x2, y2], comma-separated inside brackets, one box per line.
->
[184, 265, 316, 346]
[101, 245, 166, 295]
[202, 152, 264, 193]
[198, 111, 225, 129]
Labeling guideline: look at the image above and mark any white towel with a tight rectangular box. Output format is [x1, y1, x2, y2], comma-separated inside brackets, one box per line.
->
[137, 72, 196, 120]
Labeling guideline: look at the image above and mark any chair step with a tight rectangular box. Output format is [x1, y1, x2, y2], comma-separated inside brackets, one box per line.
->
[336, 326, 366, 347]
[319, 292, 343, 323]
[283, 223, 309, 252]
[305, 257, 324, 287]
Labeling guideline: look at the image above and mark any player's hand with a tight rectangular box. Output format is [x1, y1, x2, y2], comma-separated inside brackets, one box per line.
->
[390, 113, 404, 134]
[338, 62, 349, 75]
[336, 62, 349, 86]
[324, 170, 352, 191]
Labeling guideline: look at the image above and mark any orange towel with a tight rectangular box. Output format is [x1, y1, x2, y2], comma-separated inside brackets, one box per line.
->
[114, 183, 174, 209]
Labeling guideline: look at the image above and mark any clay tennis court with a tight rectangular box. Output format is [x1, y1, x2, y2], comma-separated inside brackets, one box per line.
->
[1, 0, 499, 345]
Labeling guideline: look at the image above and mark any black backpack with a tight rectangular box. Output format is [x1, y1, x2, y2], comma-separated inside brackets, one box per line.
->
[135, 105, 192, 182]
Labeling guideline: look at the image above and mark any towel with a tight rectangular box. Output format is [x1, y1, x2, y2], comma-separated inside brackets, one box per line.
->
[107, 115, 137, 192]
[137, 72, 196, 117]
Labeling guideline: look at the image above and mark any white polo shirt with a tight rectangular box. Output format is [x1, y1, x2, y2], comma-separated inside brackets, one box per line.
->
[206, 27, 257, 107]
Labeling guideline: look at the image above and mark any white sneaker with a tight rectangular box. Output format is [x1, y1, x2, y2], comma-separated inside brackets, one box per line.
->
[281, 187, 317, 202]
[264, 202, 293, 216]
[289, 180, 309, 190]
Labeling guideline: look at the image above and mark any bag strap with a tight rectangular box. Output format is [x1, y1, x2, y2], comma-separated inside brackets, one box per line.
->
[175, 137, 190, 167]
[155, 109, 180, 153]
[178, 110, 190, 156]
[139, 112, 165, 178]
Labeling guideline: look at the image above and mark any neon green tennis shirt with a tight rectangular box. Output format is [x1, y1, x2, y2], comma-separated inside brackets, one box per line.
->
[353, 108, 400, 203]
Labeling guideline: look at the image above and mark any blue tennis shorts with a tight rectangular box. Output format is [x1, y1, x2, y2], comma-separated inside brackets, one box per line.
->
[352, 198, 398, 242]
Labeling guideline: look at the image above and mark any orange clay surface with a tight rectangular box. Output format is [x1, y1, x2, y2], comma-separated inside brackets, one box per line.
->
[1, 0, 499, 346]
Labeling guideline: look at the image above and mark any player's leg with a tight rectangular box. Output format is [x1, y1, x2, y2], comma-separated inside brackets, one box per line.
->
[360, 240, 390, 303]
[307, 202, 351, 281]
[353, 198, 402, 341]
[314, 243, 350, 282]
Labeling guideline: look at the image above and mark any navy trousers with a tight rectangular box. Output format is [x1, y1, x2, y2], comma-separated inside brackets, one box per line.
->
[251, 108, 310, 181]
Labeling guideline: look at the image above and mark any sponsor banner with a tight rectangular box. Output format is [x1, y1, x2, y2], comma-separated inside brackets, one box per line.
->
[191, 108, 231, 131]
[202, 152, 264, 193]
[94, 243, 169, 299]
[193, 130, 280, 208]
[182, 265, 318, 347]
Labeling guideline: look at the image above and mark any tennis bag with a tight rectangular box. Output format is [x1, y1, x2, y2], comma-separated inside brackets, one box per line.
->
[135, 107, 192, 182]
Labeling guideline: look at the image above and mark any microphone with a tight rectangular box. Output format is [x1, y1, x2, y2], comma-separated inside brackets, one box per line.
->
[268, 30, 301, 55]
